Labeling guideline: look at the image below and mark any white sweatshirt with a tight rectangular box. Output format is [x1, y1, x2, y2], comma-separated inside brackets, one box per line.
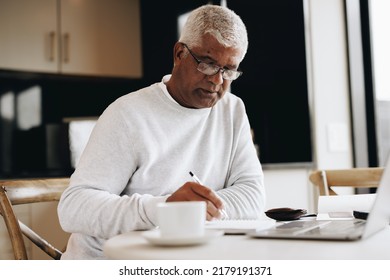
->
[58, 75, 266, 259]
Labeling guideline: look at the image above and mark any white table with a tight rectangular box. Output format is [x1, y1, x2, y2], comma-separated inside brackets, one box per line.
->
[103, 226, 390, 260]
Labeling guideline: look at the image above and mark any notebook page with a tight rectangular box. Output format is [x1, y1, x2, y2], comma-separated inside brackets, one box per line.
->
[205, 219, 276, 234]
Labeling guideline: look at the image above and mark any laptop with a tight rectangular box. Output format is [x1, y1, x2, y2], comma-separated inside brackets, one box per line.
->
[248, 158, 390, 241]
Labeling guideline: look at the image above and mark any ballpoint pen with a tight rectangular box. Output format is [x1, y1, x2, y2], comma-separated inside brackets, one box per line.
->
[189, 171, 229, 219]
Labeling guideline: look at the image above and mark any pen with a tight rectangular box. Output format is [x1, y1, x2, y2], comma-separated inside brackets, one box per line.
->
[189, 171, 202, 185]
[189, 171, 229, 219]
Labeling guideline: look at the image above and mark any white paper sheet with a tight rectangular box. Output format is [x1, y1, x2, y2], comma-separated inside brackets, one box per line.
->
[205, 219, 275, 234]
[317, 193, 376, 220]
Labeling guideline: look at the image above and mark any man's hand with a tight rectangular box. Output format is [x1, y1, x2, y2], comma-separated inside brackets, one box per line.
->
[166, 182, 224, 221]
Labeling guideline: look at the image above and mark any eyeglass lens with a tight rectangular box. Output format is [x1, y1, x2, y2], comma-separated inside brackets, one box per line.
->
[183, 43, 242, 81]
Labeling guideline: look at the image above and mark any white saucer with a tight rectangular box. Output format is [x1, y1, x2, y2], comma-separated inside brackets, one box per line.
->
[142, 229, 224, 246]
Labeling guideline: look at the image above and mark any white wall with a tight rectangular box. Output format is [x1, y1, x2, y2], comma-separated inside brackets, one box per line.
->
[309, 0, 353, 169]
[264, 168, 316, 211]
[264, 0, 353, 213]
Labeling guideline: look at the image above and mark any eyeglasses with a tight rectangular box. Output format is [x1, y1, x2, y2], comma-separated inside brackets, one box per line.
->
[182, 44, 243, 81]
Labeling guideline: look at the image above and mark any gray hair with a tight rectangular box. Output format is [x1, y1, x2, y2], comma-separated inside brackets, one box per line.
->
[179, 4, 248, 61]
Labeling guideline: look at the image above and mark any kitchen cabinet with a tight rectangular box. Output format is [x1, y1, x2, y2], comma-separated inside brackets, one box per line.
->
[0, 0, 142, 78]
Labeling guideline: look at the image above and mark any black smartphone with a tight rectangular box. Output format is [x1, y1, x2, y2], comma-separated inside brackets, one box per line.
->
[353, 210, 369, 220]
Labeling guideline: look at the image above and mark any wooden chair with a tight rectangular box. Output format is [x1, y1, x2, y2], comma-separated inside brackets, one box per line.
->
[309, 167, 384, 196]
[0, 178, 69, 260]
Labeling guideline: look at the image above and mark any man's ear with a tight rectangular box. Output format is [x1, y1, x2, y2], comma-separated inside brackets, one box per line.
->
[173, 42, 186, 62]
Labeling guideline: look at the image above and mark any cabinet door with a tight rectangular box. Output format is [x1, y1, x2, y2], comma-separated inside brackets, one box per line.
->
[0, 0, 58, 72]
[60, 0, 142, 78]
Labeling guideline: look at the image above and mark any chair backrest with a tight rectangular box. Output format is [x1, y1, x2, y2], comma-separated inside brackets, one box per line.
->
[309, 167, 384, 196]
[0, 178, 69, 260]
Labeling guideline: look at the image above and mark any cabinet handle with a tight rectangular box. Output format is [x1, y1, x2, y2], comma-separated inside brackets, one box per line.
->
[63, 33, 70, 63]
[49, 31, 55, 61]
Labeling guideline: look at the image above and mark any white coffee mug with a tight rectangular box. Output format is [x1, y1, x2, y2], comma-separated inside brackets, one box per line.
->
[157, 201, 206, 238]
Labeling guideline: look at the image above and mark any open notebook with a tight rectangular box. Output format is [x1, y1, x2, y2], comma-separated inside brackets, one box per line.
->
[248, 157, 390, 241]
[206, 218, 275, 234]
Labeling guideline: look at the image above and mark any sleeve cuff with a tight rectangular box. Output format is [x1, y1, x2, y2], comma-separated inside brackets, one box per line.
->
[142, 194, 170, 226]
